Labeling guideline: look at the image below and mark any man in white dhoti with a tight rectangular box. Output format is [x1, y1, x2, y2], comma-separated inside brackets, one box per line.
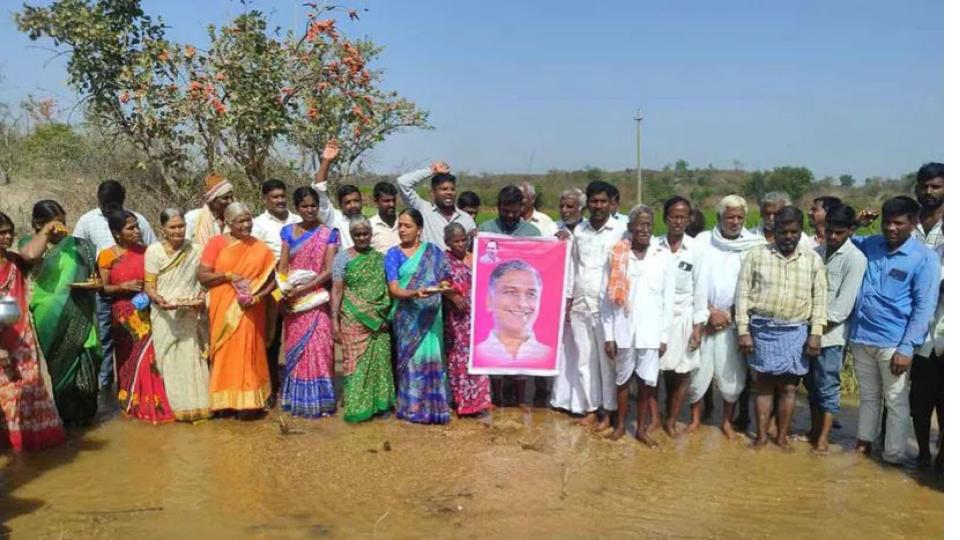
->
[657, 196, 708, 437]
[568, 181, 627, 430]
[688, 195, 764, 439]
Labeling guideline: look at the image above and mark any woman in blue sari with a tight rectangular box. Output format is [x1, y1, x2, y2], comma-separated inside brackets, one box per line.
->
[385, 208, 461, 425]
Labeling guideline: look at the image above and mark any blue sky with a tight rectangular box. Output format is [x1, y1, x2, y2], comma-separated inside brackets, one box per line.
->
[0, 0, 943, 179]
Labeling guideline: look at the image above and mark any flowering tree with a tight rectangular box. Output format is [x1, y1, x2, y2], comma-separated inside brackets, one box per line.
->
[17, 0, 192, 196]
[180, 12, 292, 184]
[17, 0, 429, 194]
[285, 12, 429, 188]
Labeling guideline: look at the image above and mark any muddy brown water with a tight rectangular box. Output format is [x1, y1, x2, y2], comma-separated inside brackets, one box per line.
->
[0, 396, 943, 539]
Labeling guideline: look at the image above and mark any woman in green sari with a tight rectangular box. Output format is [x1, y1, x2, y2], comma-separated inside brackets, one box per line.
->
[330, 217, 395, 422]
[18, 200, 102, 426]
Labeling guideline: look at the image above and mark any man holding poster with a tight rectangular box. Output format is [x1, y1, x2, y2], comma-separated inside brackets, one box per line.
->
[469, 232, 570, 380]
[476, 186, 553, 408]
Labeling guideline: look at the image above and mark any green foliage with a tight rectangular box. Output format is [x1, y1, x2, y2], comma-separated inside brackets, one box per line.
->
[740, 166, 814, 203]
[16, 0, 191, 194]
[839, 174, 855, 187]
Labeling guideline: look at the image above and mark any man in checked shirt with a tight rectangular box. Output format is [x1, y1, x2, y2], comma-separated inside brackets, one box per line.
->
[736, 206, 827, 449]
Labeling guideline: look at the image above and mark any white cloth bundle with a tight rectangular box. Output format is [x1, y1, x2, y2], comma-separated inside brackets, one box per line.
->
[277, 269, 329, 313]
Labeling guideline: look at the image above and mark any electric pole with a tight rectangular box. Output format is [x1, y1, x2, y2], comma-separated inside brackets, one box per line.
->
[634, 109, 643, 204]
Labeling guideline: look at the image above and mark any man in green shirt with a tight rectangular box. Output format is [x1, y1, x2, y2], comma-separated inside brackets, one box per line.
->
[478, 185, 542, 237]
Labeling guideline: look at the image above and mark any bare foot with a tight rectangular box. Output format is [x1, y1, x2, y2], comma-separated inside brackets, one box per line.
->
[812, 442, 830, 455]
[751, 437, 768, 450]
[593, 416, 612, 433]
[683, 420, 701, 435]
[636, 431, 659, 448]
[606, 427, 626, 441]
[648, 418, 662, 434]
[721, 420, 737, 441]
[519, 403, 533, 414]
[776, 439, 795, 453]
[664, 421, 682, 439]
[578, 414, 597, 428]
[853, 441, 872, 455]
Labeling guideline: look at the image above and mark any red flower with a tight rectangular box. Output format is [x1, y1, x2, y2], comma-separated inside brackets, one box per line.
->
[119, 90, 130, 104]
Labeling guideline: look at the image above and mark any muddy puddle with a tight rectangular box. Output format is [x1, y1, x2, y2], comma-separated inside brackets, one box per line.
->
[0, 396, 943, 539]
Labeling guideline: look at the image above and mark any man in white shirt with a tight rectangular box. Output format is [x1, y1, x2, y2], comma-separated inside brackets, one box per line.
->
[519, 181, 557, 237]
[657, 196, 708, 438]
[568, 181, 627, 431]
[184, 173, 234, 249]
[73, 179, 157, 400]
[73, 181, 158, 252]
[689, 194, 764, 439]
[312, 141, 362, 249]
[396, 161, 476, 249]
[248, 179, 299, 406]
[369, 182, 400, 253]
[251, 179, 301, 261]
[601, 205, 674, 446]
[550, 187, 589, 414]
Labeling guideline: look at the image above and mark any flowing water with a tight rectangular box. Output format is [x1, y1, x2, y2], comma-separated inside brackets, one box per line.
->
[0, 399, 943, 539]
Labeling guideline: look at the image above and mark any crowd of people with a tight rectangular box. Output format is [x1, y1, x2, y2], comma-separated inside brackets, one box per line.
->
[0, 147, 944, 469]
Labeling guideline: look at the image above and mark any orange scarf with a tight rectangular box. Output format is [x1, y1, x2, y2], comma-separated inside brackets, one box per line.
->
[606, 239, 632, 309]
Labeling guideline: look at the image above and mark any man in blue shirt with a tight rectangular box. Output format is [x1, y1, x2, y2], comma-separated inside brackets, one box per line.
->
[848, 196, 940, 465]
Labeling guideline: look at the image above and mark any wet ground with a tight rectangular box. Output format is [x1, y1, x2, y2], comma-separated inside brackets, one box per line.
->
[0, 393, 943, 539]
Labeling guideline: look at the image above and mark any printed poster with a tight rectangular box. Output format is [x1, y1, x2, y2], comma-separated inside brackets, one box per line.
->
[468, 233, 570, 376]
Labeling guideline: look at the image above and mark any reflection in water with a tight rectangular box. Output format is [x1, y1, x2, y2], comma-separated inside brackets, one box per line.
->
[0, 400, 943, 538]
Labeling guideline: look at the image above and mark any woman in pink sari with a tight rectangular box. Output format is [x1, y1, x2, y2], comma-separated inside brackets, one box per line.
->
[443, 223, 492, 416]
[98, 210, 174, 424]
[277, 187, 339, 417]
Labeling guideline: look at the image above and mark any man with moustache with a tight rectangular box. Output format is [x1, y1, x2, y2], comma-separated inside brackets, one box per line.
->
[736, 206, 827, 449]
[478, 186, 542, 408]
[910, 162, 944, 468]
[849, 196, 940, 465]
[313, 140, 364, 249]
[550, 187, 589, 414]
[568, 181, 628, 431]
[396, 160, 476, 249]
[252, 179, 301, 261]
[251, 179, 301, 406]
[688, 195, 764, 438]
[369, 182, 400, 254]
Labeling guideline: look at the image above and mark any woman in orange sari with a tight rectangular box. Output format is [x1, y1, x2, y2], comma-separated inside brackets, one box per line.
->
[198, 202, 276, 417]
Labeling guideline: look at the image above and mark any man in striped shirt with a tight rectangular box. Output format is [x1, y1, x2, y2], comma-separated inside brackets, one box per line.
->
[736, 206, 827, 448]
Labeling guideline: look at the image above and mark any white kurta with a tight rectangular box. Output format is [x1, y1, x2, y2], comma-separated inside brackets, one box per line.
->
[658, 235, 708, 373]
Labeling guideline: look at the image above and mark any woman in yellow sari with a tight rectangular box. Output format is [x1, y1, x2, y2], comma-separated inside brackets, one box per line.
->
[145, 209, 210, 422]
[198, 202, 276, 418]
